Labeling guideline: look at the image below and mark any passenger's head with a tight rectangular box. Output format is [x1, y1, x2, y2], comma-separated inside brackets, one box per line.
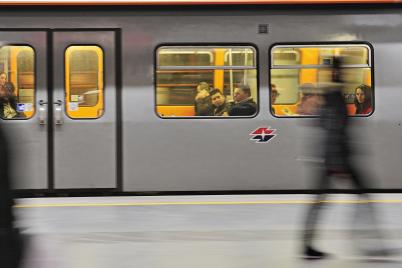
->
[0, 72, 7, 86]
[196, 82, 210, 93]
[354, 84, 372, 105]
[233, 84, 251, 102]
[210, 89, 226, 107]
[271, 84, 279, 104]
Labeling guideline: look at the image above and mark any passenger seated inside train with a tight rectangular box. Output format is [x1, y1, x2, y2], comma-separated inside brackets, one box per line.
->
[296, 83, 323, 116]
[354, 84, 372, 115]
[271, 83, 279, 114]
[0, 72, 20, 119]
[209, 88, 230, 116]
[228, 84, 257, 116]
[194, 82, 213, 116]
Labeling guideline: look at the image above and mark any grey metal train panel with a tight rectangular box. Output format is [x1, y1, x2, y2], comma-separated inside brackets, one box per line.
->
[0, 6, 399, 192]
[121, 8, 402, 191]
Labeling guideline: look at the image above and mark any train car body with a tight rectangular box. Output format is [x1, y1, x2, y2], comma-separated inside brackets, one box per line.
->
[0, 0, 401, 193]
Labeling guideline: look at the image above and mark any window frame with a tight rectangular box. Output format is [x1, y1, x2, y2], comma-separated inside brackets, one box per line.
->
[154, 43, 260, 119]
[269, 42, 374, 118]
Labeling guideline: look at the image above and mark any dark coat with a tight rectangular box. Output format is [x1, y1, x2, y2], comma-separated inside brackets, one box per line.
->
[213, 102, 231, 116]
[320, 89, 350, 170]
[0, 123, 13, 229]
[194, 96, 214, 116]
[228, 98, 257, 116]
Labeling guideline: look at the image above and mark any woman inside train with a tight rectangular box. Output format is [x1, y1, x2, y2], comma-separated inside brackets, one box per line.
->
[354, 84, 372, 115]
[0, 72, 18, 119]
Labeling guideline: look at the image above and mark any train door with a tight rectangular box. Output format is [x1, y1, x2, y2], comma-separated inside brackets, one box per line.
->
[52, 31, 116, 189]
[0, 31, 48, 190]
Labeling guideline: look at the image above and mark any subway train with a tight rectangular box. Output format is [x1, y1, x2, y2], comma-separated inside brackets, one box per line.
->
[0, 0, 400, 194]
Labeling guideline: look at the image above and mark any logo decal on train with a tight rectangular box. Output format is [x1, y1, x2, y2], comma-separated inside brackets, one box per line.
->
[250, 127, 276, 143]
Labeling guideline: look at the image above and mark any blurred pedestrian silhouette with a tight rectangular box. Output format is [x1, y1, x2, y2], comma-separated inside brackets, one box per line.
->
[302, 57, 388, 260]
[0, 122, 24, 267]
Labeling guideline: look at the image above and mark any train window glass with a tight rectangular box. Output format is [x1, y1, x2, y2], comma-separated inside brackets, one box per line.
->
[156, 46, 258, 117]
[223, 48, 255, 66]
[158, 48, 213, 66]
[65, 45, 104, 119]
[0, 46, 35, 120]
[270, 45, 372, 117]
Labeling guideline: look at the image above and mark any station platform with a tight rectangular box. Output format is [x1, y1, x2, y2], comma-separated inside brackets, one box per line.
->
[14, 194, 402, 267]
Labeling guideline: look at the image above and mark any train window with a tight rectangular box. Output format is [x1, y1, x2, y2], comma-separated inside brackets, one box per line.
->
[65, 45, 104, 119]
[0, 46, 35, 120]
[156, 46, 258, 117]
[270, 45, 373, 117]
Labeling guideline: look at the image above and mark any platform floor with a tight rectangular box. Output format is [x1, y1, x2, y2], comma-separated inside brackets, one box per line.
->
[13, 194, 402, 268]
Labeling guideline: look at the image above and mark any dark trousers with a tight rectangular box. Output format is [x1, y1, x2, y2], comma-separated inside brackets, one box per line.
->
[0, 228, 23, 268]
[303, 162, 378, 248]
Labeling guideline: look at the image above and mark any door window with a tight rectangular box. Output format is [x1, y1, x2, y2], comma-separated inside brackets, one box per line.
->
[65, 45, 104, 119]
[0, 45, 35, 120]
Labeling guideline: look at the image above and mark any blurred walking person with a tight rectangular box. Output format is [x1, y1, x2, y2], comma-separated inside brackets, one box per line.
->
[0, 122, 24, 267]
[302, 57, 387, 260]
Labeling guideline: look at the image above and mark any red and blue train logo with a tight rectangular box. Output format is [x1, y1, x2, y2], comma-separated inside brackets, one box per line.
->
[250, 127, 276, 143]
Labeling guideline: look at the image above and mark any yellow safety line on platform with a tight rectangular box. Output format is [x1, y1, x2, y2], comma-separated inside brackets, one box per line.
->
[13, 199, 402, 208]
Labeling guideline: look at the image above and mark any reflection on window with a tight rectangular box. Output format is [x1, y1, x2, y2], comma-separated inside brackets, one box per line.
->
[65, 45, 104, 119]
[156, 46, 258, 117]
[270, 45, 373, 117]
[0, 46, 35, 120]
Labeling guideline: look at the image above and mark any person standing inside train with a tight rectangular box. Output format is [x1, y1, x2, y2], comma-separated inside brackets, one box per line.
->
[194, 82, 213, 116]
[302, 57, 386, 259]
[228, 84, 257, 116]
[354, 84, 372, 115]
[209, 88, 230, 116]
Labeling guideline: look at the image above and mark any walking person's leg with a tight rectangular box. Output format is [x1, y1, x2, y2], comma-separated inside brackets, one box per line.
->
[303, 167, 331, 259]
[347, 164, 390, 256]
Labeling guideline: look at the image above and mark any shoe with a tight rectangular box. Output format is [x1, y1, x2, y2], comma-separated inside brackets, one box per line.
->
[303, 246, 329, 260]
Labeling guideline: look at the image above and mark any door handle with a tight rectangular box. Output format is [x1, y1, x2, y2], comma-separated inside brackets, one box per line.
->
[54, 100, 63, 125]
[38, 100, 47, 125]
